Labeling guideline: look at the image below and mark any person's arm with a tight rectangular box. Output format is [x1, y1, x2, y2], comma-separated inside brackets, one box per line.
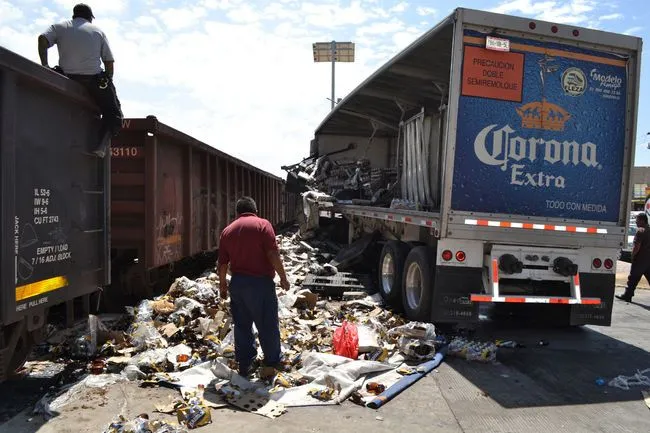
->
[267, 249, 289, 287]
[101, 33, 115, 79]
[262, 221, 289, 290]
[37, 36, 49, 67]
[38, 25, 57, 68]
[104, 61, 114, 79]
[217, 231, 230, 299]
[218, 263, 229, 298]
[632, 230, 642, 261]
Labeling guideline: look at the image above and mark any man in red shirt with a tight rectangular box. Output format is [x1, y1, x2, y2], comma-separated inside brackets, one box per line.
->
[218, 196, 290, 377]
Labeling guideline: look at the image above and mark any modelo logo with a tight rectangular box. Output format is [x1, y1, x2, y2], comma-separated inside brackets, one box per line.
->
[473, 100, 599, 189]
[590, 68, 622, 90]
[562, 67, 586, 96]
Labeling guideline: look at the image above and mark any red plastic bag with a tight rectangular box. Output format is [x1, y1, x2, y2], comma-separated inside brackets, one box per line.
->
[333, 321, 359, 360]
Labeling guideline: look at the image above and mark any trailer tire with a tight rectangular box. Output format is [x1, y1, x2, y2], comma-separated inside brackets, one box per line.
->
[378, 241, 411, 307]
[402, 246, 435, 322]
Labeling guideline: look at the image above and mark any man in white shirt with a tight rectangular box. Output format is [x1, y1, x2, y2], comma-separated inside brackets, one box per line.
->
[38, 4, 123, 158]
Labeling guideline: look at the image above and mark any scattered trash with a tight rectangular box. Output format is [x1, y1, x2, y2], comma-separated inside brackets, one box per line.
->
[367, 348, 447, 410]
[608, 368, 650, 390]
[495, 340, 524, 349]
[365, 382, 386, 395]
[448, 338, 497, 363]
[595, 378, 606, 386]
[388, 322, 438, 361]
[397, 366, 416, 376]
[104, 413, 188, 433]
[308, 387, 337, 401]
[333, 321, 359, 360]
[26, 227, 513, 423]
[227, 390, 287, 418]
[176, 399, 212, 429]
[35, 374, 127, 419]
[538, 340, 549, 347]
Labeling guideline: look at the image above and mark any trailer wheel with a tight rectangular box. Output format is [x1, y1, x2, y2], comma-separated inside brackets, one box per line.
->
[402, 246, 434, 322]
[378, 241, 411, 307]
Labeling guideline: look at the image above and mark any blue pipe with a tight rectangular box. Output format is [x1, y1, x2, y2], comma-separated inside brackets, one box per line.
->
[366, 346, 447, 409]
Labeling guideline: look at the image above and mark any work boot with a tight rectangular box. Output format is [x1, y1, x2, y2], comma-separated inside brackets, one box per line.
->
[259, 361, 291, 380]
[93, 131, 111, 158]
[616, 292, 633, 302]
[238, 359, 260, 379]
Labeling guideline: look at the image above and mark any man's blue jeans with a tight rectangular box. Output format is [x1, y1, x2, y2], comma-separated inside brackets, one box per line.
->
[229, 274, 282, 373]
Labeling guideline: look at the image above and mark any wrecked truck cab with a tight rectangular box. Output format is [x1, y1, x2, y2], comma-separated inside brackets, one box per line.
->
[305, 7, 642, 328]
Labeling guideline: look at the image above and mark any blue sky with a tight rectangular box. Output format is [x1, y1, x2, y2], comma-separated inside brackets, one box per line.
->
[0, 0, 647, 177]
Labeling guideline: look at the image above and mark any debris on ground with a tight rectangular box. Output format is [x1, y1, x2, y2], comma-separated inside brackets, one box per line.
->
[608, 368, 650, 390]
[26, 227, 501, 423]
[447, 337, 498, 363]
[104, 413, 188, 433]
[495, 340, 524, 349]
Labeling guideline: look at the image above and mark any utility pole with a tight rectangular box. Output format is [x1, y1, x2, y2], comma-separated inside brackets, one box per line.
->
[313, 41, 355, 111]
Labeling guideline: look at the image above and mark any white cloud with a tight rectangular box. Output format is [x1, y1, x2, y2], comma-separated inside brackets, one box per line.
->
[416, 7, 437, 17]
[599, 13, 623, 20]
[0, 0, 23, 24]
[154, 7, 208, 31]
[226, 4, 262, 24]
[53, 0, 127, 15]
[390, 1, 408, 13]
[357, 20, 405, 36]
[624, 26, 643, 35]
[490, 0, 596, 24]
[300, 1, 382, 28]
[392, 26, 426, 49]
[134, 16, 161, 28]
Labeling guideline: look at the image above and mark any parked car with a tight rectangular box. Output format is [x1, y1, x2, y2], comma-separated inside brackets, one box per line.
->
[621, 211, 643, 262]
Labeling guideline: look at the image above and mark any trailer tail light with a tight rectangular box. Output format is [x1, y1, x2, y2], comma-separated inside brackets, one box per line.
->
[604, 259, 614, 270]
[442, 250, 453, 262]
[529, 22, 536, 30]
[572, 29, 580, 37]
[592, 258, 602, 269]
[551, 25, 559, 33]
[455, 251, 466, 262]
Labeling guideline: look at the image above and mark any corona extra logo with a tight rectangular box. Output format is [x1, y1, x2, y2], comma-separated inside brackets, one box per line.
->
[473, 100, 599, 189]
[515, 99, 571, 131]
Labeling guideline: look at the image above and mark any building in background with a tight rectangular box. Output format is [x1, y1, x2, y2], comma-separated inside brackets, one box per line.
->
[630, 166, 650, 211]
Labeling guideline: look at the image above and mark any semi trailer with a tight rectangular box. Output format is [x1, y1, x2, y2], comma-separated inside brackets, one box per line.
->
[306, 8, 642, 327]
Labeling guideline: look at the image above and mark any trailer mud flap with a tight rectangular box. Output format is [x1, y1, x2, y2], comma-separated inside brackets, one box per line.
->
[570, 273, 615, 326]
[431, 266, 481, 323]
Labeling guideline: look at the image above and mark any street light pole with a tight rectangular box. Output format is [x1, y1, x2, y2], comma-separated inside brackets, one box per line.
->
[331, 40, 336, 111]
[313, 41, 355, 111]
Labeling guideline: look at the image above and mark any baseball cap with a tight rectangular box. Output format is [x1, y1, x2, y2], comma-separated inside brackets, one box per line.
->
[73, 3, 95, 19]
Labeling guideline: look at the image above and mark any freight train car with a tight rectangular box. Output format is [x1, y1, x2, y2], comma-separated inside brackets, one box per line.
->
[0, 46, 109, 380]
[108, 116, 295, 306]
[0, 42, 295, 379]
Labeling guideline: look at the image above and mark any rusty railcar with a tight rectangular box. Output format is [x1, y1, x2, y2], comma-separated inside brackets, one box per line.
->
[0, 46, 109, 380]
[109, 116, 294, 300]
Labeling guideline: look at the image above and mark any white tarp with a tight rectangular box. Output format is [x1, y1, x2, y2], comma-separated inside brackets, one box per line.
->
[149, 352, 406, 407]
[269, 352, 401, 406]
